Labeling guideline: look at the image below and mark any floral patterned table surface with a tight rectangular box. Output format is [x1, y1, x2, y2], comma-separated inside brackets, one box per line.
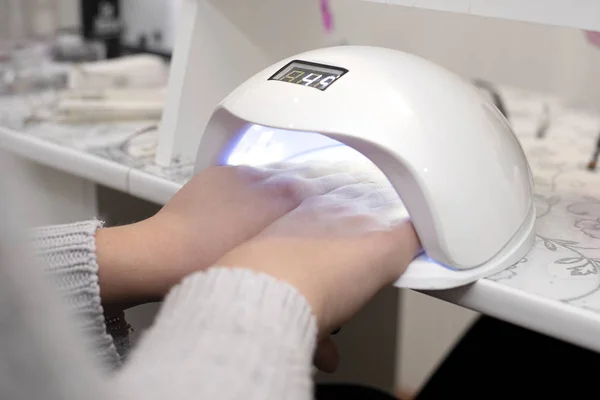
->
[0, 91, 195, 186]
[484, 87, 600, 315]
[2, 83, 600, 341]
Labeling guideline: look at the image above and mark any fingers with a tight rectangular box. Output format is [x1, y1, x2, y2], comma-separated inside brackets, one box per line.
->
[263, 161, 348, 176]
[313, 336, 340, 373]
[264, 172, 361, 204]
[375, 202, 410, 226]
[320, 185, 409, 232]
[304, 173, 361, 197]
[261, 160, 395, 203]
[327, 184, 403, 210]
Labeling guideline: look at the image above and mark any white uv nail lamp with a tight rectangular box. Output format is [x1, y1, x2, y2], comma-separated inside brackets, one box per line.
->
[194, 45, 536, 290]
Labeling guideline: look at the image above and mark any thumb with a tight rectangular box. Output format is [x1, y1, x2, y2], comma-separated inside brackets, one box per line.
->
[314, 336, 339, 373]
[374, 220, 421, 285]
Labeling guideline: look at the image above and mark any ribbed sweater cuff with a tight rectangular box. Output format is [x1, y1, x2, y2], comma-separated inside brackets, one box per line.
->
[162, 267, 317, 350]
[30, 220, 121, 367]
[120, 268, 317, 400]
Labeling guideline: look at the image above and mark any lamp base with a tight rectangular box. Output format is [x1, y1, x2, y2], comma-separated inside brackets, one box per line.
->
[395, 204, 536, 290]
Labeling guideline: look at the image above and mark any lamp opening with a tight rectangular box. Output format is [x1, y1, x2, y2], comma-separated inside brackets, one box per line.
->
[225, 123, 410, 222]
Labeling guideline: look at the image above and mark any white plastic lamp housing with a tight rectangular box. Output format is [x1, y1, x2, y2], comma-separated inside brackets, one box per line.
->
[194, 46, 536, 290]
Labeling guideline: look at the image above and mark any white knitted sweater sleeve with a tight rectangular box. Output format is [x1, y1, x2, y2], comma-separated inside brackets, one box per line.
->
[0, 220, 318, 400]
[117, 268, 318, 400]
[30, 220, 124, 367]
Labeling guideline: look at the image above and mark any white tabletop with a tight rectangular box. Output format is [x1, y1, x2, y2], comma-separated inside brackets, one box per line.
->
[2, 84, 600, 352]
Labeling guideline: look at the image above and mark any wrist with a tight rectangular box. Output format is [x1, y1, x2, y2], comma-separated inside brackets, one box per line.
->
[96, 220, 176, 309]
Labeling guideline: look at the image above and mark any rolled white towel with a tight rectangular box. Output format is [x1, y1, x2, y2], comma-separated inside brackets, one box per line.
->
[68, 54, 169, 91]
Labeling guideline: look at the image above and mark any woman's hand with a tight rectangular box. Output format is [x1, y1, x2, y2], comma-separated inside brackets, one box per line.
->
[217, 183, 421, 369]
[96, 165, 368, 309]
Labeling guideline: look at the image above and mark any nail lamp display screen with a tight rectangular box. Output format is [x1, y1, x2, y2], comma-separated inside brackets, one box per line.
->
[269, 60, 348, 91]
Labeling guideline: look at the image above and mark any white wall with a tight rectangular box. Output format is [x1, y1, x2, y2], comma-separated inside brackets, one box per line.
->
[229, 0, 600, 105]
[332, 1, 600, 107]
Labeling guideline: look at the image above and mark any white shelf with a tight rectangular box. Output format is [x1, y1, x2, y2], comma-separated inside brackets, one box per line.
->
[372, 0, 600, 31]
[426, 279, 600, 354]
[0, 127, 130, 193]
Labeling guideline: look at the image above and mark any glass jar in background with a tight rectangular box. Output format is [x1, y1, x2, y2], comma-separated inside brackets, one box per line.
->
[0, 0, 69, 95]
[0, 0, 26, 94]
[11, 42, 53, 91]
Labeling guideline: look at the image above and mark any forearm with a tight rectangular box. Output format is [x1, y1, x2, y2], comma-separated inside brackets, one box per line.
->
[95, 217, 193, 311]
[95, 221, 162, 310]
[115, 268, 317, 400]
